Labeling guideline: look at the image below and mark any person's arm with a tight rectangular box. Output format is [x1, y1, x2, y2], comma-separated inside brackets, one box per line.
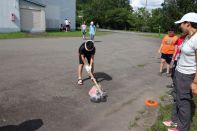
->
[158, 36, 165, 53]
[191, 50, 197, 95]
[81, 54, 87, 65]
[172, 39, 178, 60]
[90, 55, 94, 67]
[173, 45, 178, 60]
[158, 43, 163, 54]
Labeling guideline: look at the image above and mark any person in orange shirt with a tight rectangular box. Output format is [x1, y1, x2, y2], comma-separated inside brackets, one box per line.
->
[158, 28, 178, 76]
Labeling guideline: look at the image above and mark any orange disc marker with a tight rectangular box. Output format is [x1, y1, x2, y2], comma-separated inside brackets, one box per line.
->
[144, 99, 158, 107]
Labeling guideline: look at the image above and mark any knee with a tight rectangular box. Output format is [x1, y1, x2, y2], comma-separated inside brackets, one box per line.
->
[79, 64, 84, 68]
[161, 59, 165, 64]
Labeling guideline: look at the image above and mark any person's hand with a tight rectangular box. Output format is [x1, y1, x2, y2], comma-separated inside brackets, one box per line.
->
[158, 50, 161, 54]
[191, 82, 197, 95]
[170, 60, 174, 68]
[85, 64, 92, 73]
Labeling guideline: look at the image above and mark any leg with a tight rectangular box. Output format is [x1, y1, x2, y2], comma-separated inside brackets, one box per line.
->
[90, 34, 92, 40]
[84, 34, 86, 40]
[78, 64, 84, 80]
[83, 32, 86, 40]
[178, 99, 192, 131]
[171, 71, 178, 123]
[78, 54, 85, 85]
[166, 63, 170, 74]
[92, 35, 95, 41]
[90, 34, 94, 40]
[160, 59, 166, 73]
[175, 71, 194, 131]
[171, 100, 178, 123]
[82, 34, 84, 40]
[166, 54, 173, 74]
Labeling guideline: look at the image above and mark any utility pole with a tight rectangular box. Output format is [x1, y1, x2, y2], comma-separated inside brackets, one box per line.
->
[145, 0, 147, 9]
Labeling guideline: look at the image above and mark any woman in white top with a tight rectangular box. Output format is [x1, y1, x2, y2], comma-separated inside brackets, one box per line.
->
[81, 21, 87, 40]
[165, 12, 197, 131]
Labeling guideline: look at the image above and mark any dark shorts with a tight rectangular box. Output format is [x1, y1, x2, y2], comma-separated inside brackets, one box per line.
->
[79, 55, 91, 64]
[161, 53, 173, 64]
[82, 30, 86, 35]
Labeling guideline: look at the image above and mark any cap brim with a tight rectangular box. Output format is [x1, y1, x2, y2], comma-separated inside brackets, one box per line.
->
[174, 20, 183, 24]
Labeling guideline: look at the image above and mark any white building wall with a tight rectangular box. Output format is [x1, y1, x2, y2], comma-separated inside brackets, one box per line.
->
[20, 0, 46, 32]
[44, 0, 76, 30]
[0, 0, 20, 32]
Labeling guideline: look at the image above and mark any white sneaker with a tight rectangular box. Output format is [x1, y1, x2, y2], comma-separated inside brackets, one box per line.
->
[163, 120, 177, 127]
[168, 127, 178, 131]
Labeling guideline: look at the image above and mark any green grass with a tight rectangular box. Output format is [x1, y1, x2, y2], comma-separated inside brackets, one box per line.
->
[0, 31, 110, 39]
[143, 33, 165, 39]
[47, 31, 109, 37]
[148, 96, 197, 131]
[0, 32, 27, 39]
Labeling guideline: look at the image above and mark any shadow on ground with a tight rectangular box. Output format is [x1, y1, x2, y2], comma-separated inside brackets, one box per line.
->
[83, 72, 112, 83]
[94, 40, 102, 43]
[94, 72, 112, 82]
[0, 119, 43, 131]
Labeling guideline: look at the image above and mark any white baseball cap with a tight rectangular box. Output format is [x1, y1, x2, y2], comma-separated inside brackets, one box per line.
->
[175, 12, 197, 24]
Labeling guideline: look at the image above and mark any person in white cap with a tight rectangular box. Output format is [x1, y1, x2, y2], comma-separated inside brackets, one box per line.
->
[163, 12, 197, 131]
[89, 21, 96, 41]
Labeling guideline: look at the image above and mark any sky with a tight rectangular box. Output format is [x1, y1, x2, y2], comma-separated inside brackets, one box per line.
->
[130, 0, 164, 10]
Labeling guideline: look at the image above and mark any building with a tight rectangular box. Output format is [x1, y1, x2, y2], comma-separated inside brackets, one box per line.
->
[20, 0, 46, 32]
[0, 0, 76, 33]
[45, 0, 76, 31]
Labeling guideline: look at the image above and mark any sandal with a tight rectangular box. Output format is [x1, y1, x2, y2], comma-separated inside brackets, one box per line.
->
[77, 79, 83, 85]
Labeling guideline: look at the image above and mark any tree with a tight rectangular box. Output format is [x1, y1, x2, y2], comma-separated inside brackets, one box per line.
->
[148, 8, 163, 32]
[105, 8, 133, 29]
[76, 0, 197, 32]
[160, 0, 197, 32]
[132, 8, 151, 32]
[77, 0, 133, 29]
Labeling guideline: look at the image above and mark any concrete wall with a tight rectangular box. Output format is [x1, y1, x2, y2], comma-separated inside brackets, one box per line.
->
[20, 0, 46, 32]
[0, 0, 21, 32]
[44, 0, 76, 30]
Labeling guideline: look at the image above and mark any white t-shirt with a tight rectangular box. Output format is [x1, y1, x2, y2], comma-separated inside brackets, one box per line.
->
[176, 33, 197, 74]
[81, 24, 86, 30]
[65, 20, 69, 25]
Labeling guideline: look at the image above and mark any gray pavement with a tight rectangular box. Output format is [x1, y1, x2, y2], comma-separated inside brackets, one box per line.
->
[0, 32, 171, 131]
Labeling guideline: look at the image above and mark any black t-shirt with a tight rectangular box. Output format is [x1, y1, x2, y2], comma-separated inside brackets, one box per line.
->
[79, 43, 96, 56]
